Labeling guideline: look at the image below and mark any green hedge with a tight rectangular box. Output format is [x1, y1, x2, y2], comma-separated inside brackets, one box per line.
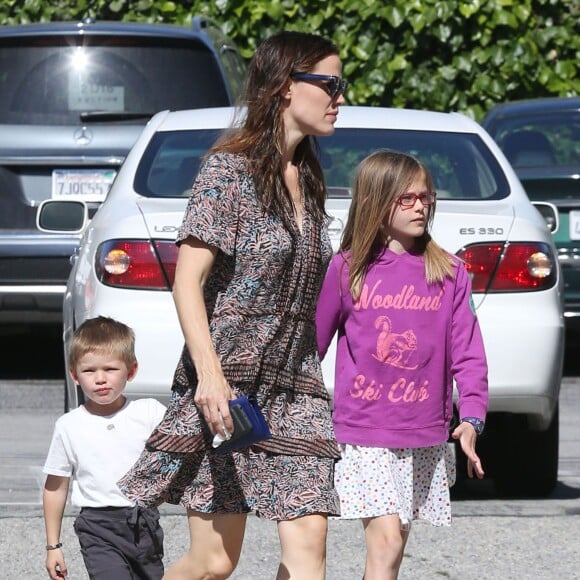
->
[1, 0, 578, 120]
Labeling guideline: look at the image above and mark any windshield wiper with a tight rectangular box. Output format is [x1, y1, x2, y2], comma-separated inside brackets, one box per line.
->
[79, 112, 154, 122]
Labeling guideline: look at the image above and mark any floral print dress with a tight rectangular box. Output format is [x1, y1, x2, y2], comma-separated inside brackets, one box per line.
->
[118, 153, 341, 520]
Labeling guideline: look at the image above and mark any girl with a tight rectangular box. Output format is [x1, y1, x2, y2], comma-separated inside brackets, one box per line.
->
[119, 31, 347, 580]
[316, 150, 488, 579]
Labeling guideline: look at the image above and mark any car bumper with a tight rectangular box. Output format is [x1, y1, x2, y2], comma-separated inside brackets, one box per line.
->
[0, 285, 66, 323]
[562, 299, 580, 325]
[476, 291, 564, 429]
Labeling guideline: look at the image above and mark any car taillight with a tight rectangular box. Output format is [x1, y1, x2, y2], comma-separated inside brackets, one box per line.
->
[456, 242, 557, 292]
[96, 240, 178, 290]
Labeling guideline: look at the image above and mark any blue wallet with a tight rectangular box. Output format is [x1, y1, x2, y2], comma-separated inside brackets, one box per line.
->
[214, 395, 271, 453]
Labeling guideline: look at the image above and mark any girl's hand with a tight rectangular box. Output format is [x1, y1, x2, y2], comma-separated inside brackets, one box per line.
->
[451, 422, 485, 479]
[46, 549, 67, 579]
[194, 371, 234, 437]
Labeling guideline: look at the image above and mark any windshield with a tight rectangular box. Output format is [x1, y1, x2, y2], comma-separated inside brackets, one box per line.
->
[0, 36, 232, 125]
[135, 127, 510, 200]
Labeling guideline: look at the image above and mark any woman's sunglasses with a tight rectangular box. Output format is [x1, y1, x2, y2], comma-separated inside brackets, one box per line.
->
[290, 73, 348, 99]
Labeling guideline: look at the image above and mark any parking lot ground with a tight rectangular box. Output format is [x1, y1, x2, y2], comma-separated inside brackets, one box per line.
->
[1, 379, 580, 578]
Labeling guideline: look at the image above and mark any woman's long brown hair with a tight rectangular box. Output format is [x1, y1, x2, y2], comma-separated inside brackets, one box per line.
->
[341, 150, 455, 300]
[208, 31, 339, 225]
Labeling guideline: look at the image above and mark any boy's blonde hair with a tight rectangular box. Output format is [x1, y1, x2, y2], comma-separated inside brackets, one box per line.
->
[69, 316, 137, 370]
[340, 149, 455, 300]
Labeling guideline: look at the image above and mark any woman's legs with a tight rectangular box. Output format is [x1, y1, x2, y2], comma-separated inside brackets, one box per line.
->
[362, 514, 410, 580]
[276, 513, 328, 580]
[163, 510, 247, 580]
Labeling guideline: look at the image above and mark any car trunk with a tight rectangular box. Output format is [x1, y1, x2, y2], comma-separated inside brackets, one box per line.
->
[326, 196, 517, 310]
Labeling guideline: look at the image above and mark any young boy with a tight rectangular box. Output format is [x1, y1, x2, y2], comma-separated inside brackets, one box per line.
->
[43, 316, 166, 580]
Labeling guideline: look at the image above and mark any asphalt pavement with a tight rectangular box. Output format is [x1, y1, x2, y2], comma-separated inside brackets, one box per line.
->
[1, 379, 580, 579]
[1, 325, 579, 579]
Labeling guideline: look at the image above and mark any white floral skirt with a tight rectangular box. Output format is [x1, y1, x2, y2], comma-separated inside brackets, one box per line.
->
[334, 443, 456, 528]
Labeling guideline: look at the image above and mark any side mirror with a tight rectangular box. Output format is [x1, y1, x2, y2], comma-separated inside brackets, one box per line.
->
[532, 201, 559, 234]
[36, 199, 88, 233]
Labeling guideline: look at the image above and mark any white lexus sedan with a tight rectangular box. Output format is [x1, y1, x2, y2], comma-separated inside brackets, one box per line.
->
[38, 106, 564, 498]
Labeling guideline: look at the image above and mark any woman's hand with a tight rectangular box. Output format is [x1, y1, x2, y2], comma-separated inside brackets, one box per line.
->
[451, 422, 485, 479]
[194, 371, 234, 437]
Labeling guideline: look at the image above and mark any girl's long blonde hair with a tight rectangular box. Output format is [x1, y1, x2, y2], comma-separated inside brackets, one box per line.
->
[340, 150, 455, 299]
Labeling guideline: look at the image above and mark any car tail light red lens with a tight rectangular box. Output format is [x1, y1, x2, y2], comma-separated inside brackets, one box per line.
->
[96, 240, 178, 290]
[457, 242, 557, 292]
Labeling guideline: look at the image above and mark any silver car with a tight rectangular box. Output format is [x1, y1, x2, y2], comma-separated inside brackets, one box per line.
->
[0, 18, 245, 324]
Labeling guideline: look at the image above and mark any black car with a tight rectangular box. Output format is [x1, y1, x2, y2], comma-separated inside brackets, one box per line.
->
[483, 97, 580, 330]
[0, 17, 245, 324]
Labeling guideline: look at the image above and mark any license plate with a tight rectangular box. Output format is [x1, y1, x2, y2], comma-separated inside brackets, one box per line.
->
[569, 210, 580, 241]
[52, 169, 117, 202]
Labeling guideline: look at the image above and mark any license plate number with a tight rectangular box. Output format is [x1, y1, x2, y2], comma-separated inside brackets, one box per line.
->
[569, 211, 580, 241]
[52, 169, 117, 202]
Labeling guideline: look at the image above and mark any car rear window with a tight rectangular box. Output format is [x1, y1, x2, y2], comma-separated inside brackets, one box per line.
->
[135, 130, 221, 197]
[0, 36, 232, 125]
[135, 128, 509, 200]
[488, 112, 580, 169]
[321, 129, 509, 200]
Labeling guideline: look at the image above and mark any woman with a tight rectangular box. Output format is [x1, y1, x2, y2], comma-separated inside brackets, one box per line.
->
[118, 31, 347, 579]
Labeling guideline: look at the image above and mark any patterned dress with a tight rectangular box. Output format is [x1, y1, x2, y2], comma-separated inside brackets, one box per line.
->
[118, 152, 341, 520]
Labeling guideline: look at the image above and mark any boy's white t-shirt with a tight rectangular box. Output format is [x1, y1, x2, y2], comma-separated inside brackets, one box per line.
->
[43, 398, 166, 507]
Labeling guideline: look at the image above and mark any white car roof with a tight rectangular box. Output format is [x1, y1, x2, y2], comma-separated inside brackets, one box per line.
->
[149, 105, 482, 134]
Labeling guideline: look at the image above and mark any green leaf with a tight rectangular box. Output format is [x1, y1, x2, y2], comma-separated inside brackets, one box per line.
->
[439, 65, 457, 81]
[352, 45, 370, 61]
[160, 2, 176, 14]
[433, 24, 452, 42]
[265, 0, 284, 20]
[109, 0, 125, 13]
[387, 54, 408, 72]
[458, 0, 483, 19]
[454, 55, 472, 72]
[409, 13, 426, 34]
[384, 5, 404, 28]
[494, 10, 518, 28]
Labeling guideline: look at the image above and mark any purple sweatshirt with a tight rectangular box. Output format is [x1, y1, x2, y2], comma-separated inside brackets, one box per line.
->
[316, 248, 488, 449]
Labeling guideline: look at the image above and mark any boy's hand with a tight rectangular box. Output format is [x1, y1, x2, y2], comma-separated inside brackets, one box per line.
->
[46, 548, 67, 579]
[451, 421, 485, 479]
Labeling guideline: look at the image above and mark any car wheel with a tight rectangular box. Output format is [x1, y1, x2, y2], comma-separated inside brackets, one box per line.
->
[488, 406, 559, 498]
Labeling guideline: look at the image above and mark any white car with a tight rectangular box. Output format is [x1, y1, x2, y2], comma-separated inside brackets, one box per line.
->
[38, 106, 564, 497]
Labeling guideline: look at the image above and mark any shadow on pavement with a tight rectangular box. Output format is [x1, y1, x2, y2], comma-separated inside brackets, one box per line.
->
[564, 328, 580, 377]
[0, 324, 65, 380]
[451, 476, 497, 500]
[550, 481, 580, 501]
[451, 478, 580, 502]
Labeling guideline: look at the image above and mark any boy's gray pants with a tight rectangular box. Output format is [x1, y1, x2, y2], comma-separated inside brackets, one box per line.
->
[74, 505, 164, 579]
